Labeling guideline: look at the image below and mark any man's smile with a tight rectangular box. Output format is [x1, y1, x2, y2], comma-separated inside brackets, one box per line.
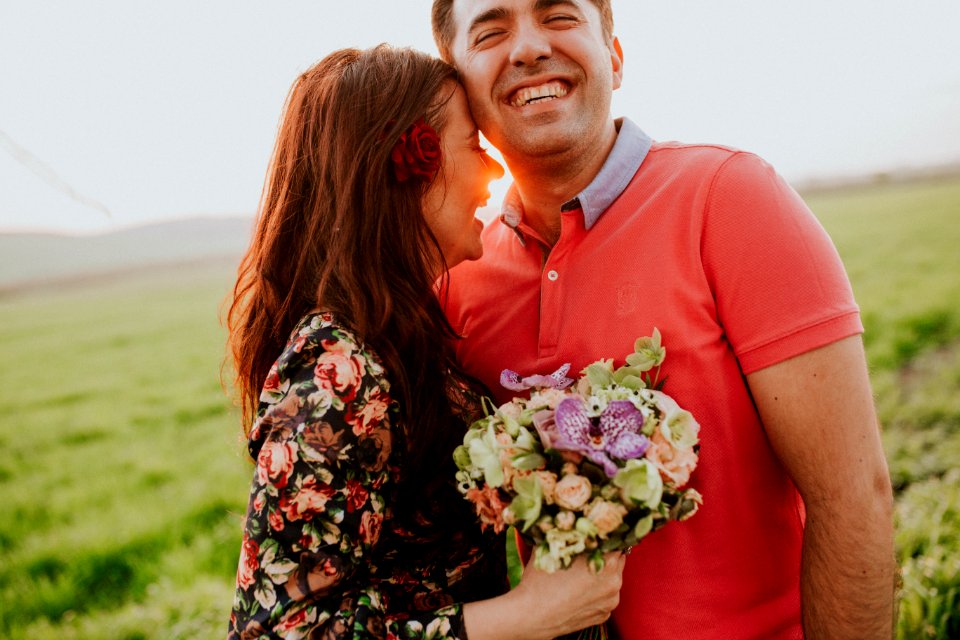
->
[507, 80, 571, 108]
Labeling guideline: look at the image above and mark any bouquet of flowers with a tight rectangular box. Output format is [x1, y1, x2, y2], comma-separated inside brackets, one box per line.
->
[454, 330, 703, 573]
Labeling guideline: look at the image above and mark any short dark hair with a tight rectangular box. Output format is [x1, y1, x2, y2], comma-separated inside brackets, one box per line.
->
[431, 0, 614, 62]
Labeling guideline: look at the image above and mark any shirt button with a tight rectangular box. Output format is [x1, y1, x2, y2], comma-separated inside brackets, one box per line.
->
[546, 269, 559, 281]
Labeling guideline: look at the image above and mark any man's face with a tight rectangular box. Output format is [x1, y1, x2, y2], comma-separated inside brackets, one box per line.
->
[447, 0, 622, 165]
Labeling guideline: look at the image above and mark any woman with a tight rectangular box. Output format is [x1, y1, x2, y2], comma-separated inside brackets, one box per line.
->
[226, 45, 624, 640]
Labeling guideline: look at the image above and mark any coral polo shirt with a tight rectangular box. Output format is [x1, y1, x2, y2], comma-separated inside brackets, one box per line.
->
[443, 119, 862, 640]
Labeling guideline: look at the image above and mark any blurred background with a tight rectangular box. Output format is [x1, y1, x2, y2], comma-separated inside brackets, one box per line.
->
[1, 1, 958, 638]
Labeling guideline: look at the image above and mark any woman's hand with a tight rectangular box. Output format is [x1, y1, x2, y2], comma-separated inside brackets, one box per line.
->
[463, 552, 626, 640]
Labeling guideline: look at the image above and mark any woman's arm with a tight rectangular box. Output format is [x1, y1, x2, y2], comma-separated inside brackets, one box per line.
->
[228, 321, 467, 639]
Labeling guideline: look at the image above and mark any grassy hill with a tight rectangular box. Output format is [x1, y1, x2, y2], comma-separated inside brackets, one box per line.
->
[0, 216, 253, 289]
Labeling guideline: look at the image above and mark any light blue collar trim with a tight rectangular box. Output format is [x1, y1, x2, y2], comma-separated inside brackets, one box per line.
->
[562, 117, 652, 229]
[499, 118, 652, 240]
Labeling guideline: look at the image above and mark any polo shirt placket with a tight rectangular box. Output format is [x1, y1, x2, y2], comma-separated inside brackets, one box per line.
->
[499, 118, 653, 363]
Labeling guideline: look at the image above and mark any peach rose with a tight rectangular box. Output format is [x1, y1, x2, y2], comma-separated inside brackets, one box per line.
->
[537, 471, 558, 504]
[502, 463, 518, 490]
[496, 431, 516, 465]
[585, 499, 628, 537]
[556, 510, 576, 530]
[646, 429, 699, 487]
[554, 474, 592, 511]
[529, 387, 569, 410]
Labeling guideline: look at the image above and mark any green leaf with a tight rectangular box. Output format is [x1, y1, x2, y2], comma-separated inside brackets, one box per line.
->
[634, 514, 654, 540]
[514, 426, 537, 452]
[584, 361, 615, 388]
[613, 459, 664, 509]
[467, 425, 504, 487]
[613, 365, 644, 383]
[512, 452, 547, 471]
[452, 445, 471, 470]
[618, 374, 646, 390]
[511, 475, 543, 530]
[498, 410, 521, 437]
[575, 517, 599, 537]
[625, 351, 657, 371]
[589, 549, 606, 573]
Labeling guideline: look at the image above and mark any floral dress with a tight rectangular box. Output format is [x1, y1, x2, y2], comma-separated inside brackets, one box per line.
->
[228, 312, 506, 640]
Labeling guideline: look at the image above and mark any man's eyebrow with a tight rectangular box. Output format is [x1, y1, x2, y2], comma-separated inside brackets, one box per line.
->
[466, 6, 511, 39]
[534, 0, 580, 13]
[466, 0, 582, 41]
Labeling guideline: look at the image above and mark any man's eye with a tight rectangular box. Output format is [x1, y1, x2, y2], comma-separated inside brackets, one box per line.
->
[475, 30, 504, 45]
[545, 15, 577, 25]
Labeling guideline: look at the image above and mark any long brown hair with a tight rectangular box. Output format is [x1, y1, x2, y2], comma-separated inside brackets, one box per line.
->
[227, 45, 477, 471]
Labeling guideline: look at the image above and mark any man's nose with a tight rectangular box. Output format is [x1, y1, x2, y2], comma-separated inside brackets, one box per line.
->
[508, 21, 552, 66]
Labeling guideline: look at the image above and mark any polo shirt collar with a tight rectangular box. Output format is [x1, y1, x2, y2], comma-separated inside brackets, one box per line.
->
[500, 117, 653, 241]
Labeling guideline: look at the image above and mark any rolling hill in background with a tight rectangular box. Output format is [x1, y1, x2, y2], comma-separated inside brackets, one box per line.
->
[0, 216, 254, 289]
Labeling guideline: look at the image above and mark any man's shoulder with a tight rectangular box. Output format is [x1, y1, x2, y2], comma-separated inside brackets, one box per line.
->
[639, 140, 780, 191]
[647, 139, 748, 168]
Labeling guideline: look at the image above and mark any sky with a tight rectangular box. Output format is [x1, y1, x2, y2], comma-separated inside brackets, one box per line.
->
[1, 1, 958, 234]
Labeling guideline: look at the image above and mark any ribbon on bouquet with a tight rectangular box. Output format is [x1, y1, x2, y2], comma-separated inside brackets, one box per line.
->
[500, 363, 575, 392]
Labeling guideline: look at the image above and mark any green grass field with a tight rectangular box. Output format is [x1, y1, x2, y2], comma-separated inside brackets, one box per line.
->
[1, 176, 958, 639]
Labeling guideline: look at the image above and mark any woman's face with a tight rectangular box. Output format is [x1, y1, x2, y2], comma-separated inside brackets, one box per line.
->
[422, 84, 504, 271]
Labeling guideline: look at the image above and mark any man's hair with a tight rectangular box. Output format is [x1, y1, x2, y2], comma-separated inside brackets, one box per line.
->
[431, 0, 614, 62]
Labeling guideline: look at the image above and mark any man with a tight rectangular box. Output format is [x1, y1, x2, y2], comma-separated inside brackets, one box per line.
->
[432, 1, 896, 638]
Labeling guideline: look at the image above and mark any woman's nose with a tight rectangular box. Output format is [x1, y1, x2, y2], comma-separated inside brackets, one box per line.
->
[483, 152, 506, 181]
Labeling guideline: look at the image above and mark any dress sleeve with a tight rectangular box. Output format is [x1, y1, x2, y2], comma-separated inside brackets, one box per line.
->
[700, 152, 864, 374]
[228, 321, 467, 640]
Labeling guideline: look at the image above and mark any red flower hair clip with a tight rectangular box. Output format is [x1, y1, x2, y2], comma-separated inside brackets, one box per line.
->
[391, 118, 441, 183]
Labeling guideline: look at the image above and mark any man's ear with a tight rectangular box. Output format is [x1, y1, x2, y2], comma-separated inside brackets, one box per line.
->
[610, 36, 624, 90]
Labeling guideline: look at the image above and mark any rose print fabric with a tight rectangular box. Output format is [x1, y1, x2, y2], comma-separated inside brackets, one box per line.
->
[228, 312, 506, 639]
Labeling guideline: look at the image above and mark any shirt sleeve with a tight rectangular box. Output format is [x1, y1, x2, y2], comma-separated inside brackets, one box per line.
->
[700, 152, 863, 374]
[228, 322, 467, 640]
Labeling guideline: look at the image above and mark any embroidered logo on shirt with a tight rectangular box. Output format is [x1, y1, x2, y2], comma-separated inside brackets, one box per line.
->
[616, 283, 642, 315]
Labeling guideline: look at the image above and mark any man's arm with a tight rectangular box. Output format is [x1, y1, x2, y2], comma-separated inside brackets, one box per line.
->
[746, 335, 896, 639]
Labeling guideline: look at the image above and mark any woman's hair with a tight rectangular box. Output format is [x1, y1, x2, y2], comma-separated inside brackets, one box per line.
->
[227, 45, 477, 472]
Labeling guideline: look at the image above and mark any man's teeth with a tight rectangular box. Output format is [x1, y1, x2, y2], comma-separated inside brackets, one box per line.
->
[511, 82, 569, 107]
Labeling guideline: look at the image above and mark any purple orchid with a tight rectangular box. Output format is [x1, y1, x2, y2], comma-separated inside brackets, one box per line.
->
[500, 363, 574, 392]
[553, 397, 650, 477]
